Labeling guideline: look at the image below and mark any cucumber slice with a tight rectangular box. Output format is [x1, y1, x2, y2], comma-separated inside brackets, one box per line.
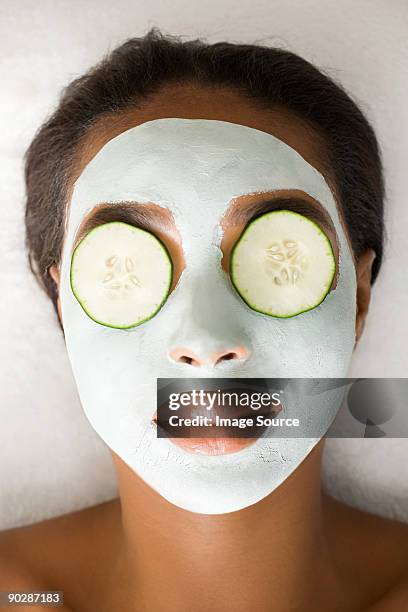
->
[230, 210, 335, 318]
[70, 221, 173, 329]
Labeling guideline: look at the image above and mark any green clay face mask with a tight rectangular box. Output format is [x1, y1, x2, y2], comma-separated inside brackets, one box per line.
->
[59, 118, 357, 514]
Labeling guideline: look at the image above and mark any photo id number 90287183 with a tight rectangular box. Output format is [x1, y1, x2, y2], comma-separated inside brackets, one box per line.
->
[0, 591, 64, 607]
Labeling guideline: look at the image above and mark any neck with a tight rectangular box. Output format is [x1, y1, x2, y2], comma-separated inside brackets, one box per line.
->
[111, 441, 338, 612]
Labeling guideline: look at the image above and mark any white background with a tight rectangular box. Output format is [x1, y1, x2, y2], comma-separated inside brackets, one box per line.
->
[0, 0, 407, 529]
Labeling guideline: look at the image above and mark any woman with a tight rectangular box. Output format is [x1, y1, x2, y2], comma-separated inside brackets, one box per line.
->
[1, 29, 408, 611]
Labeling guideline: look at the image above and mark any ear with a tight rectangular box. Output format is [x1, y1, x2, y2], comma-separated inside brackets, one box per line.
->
[48, 263, 63, 327]
[355, 249, 376, 345]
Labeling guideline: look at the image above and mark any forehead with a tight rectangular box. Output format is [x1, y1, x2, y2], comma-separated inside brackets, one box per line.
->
[72, 118, 335, 214]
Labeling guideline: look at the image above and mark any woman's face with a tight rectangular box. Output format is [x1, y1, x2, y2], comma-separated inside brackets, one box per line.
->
[53, 86, 372, 514]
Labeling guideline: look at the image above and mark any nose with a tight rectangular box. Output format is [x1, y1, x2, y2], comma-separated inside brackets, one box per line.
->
[169, 345, 250, 368]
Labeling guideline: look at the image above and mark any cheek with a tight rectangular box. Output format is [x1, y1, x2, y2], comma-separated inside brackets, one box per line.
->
[247, 293, 356, 378]
[67, 326, 157, 417]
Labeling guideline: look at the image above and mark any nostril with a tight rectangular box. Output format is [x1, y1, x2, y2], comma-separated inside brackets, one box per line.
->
[179, 355, 195, 365]
[213, 346, 250, 366]
[214, 351, 241, 366]
[169, 348, 203, 366]
[216, 352, 236, 364]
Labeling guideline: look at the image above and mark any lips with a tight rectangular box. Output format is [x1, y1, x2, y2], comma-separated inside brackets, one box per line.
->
[152, 392, 282, 455]
[164, 436, 259, 456]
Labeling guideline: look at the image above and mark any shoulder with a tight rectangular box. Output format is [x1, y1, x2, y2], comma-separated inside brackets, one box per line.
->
[324, 492, 408, 609]
[0, 499, 121, 609]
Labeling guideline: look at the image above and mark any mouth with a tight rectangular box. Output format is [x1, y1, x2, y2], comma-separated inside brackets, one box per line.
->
[151, 396, 282, 456]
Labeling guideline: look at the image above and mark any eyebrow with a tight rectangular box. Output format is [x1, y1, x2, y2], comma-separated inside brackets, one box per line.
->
[71, 194, 337, 253]
[226, 195, 336, 236]
[71, 202, 172, 252]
